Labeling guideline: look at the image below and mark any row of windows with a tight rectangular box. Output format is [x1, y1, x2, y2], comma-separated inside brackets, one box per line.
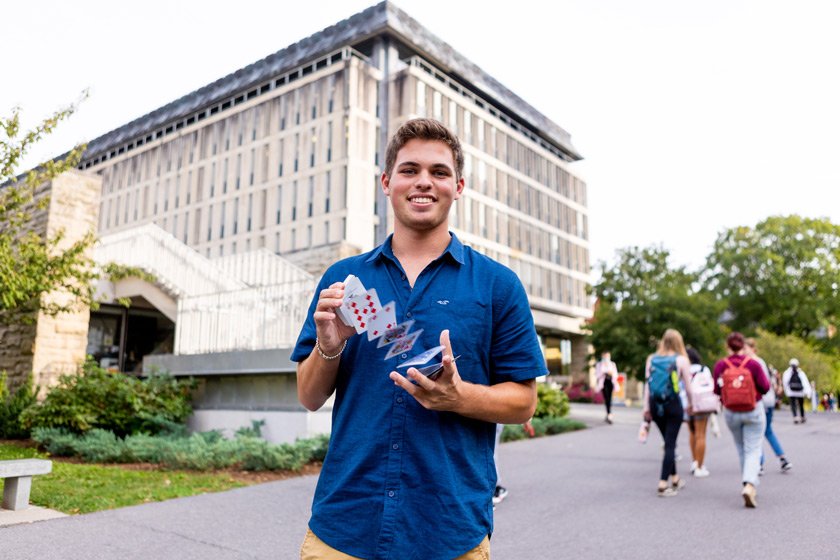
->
[195, 218, 347, 259]
[102, 103, 345, 200]
[471, 245, 587, 308]
[415, 77, 587, 206]
[81, 48, 356, 170]
[451, 198, 589, 275]
[101, 170, 346, 236]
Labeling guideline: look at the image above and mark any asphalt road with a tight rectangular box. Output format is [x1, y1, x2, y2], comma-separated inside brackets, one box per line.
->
[2, 403, 837, 559]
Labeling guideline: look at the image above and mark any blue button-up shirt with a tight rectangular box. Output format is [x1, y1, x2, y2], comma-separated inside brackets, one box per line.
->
[291, 233, 546, 559]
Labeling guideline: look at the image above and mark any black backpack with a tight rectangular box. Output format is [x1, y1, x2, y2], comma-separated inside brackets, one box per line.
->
[789, 367, 804, 392]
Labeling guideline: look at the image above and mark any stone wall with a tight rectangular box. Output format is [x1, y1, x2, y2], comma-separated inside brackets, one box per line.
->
[0, 170, 101, 390]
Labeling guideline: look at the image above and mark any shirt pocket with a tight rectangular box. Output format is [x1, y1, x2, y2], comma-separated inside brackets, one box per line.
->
[421, 298, 490, 384]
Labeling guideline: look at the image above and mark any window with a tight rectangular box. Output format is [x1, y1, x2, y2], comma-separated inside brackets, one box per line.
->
[326, 122, 332, 162]
[247, 193, 253, 232]
[325, 171, 331, 213]
[308, 176, 314, 217]
[233, 198, 239, 234]
[292, 180, 298, 221]
[235, 154, 241, 189]
[207, 204, 214, 241]
[276, 184, 283, 224]
[210, 162, 216, 197]
[249, 149, 255, 186]
[278, 139, 284, 176]
[222, 159, 228, 193]
[220, 201, 226, 239]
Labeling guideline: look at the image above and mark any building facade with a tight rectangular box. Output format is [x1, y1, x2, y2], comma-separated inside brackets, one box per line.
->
[48, 2, 593, 440]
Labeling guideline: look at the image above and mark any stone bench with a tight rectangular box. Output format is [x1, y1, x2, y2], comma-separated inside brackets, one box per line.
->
[1, 459, 52, 511]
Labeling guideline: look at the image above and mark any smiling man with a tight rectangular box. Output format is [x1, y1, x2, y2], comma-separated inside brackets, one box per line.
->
[292, 118, 545, 560]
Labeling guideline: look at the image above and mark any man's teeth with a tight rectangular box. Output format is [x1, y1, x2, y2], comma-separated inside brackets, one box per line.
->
[411, 197, 434, 203]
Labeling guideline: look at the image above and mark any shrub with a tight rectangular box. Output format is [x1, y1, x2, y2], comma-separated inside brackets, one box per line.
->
[564, 383, 604, 404]
[0, 373, 38, 439]
[501, 417, 586, 442]
[21, 359, 195, 437]
[534, 383, 570, 418]
[32, 423, 331, 472]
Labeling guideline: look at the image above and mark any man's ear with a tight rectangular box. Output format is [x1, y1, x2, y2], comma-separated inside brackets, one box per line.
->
[381, 172, 391, 196]
[454, 176, 465, 199]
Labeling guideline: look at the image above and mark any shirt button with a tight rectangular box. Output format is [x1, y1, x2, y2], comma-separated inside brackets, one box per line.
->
[388, 490, 396, 498]
[406, 311, 412, 317]
[392, 443, 399, 450]
[401, 354, 407, 359]
[396, 397, 403, 403]
[401, 274, 406, 280]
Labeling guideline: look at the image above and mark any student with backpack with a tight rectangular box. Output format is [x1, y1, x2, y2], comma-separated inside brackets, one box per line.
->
[783, 358, 811, 424]
[642, 329, 695, 497]
[713, 332, 771, 508]
[744, 338, 792, 474]
[686, 347, 718, 478]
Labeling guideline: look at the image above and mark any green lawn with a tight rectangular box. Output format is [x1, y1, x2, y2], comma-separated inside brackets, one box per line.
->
[0, 442, 246, 514]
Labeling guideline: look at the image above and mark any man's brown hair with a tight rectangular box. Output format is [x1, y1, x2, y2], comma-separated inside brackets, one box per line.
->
[384, 118, 464, 181]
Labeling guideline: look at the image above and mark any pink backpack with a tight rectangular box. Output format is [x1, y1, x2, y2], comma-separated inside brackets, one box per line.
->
[690, 365, 720, 413]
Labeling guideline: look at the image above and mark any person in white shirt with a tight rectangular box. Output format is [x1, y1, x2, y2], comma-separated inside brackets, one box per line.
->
[782, 358, 811, 424]
[595, 351, 618, 424]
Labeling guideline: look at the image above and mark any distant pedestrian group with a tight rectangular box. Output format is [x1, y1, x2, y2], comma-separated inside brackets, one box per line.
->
[640, 328, 796, 509]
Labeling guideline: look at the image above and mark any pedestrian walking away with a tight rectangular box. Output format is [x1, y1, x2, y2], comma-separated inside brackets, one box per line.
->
[745, 338, 792, 475]
[595, 351, 618, 424]
[492, 419, 534, 507]
[782, 358, 811, 424]
[686, 347, 718, 478]
[642, 329, 694, 497]
[292, 118, 546, 560]
[713, 332, 771, 508]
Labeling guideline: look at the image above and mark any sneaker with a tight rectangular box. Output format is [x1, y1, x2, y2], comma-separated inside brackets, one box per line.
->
[690, 461, 698, 474]
[671, 477, 686, 491]
[492, 486, 508, 505]
[742, 483, 757, 508]
[759, 464, 765, 476]
[657, 486, 678, 497]
[793, 417, 801, 424]
[694, 467, 710, 478]
[801, 417, 807, 423]
[781, 459, 792, 472]
[606, 413, 614, 424]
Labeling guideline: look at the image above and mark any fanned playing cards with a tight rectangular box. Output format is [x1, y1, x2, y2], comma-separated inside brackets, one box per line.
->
[337, 274, 446, 372]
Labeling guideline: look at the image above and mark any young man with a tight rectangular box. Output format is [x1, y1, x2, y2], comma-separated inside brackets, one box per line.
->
[292, 118, 545, 559]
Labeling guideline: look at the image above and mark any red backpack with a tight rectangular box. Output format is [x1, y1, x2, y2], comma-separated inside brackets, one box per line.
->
[720, 357, 757, 412]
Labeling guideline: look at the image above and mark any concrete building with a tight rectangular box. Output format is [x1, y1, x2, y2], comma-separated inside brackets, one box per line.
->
[18, 2, 593, 442]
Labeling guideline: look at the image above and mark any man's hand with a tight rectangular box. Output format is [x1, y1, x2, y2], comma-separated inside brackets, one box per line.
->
[389, 329, 463, 412]
[314, 281, 356, 355]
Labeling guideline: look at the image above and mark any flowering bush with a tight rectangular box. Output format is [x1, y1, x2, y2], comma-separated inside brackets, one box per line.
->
[564, 383, 604, 404]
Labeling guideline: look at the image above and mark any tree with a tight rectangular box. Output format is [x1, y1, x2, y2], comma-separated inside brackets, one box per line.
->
[588, 246, 725, 379]
[1, 94, 96, 323]
[754, 329, 839, 393]
[704, 215, 840, 340]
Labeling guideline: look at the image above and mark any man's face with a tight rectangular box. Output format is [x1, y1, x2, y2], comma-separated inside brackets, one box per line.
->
[381, 139, 464, 234]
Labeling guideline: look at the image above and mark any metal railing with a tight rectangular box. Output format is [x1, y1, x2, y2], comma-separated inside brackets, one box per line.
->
[175, 280, 314, 354]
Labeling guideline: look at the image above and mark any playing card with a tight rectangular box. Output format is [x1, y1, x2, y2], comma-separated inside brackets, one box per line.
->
[366, 300, 397, 341]
[343, 289, 381, 335]
[377, 320, 415, 348]
[398, 345, 445, 368]
[415, 355, 460, 380]
[384, 329, 423, 360]
[336, 274, 367, 327]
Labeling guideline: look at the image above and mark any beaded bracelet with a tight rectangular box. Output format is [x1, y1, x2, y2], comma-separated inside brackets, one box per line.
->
[316, 338, 346, 360]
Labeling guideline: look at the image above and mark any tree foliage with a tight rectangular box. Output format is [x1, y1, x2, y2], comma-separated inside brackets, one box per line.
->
[754, 329, 840, 392]
[588, 246, 725, 379]
[0, 93, 96, 323]
[704, 215, 840, 339]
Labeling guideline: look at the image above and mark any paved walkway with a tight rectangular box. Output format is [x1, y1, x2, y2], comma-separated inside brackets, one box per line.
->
[2, 403, 837, 559]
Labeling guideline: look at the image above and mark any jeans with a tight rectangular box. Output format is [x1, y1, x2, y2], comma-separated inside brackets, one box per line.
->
[760, 405, 785, 465]
[651, 396, 683, 481]
[724, 401, 766, 486]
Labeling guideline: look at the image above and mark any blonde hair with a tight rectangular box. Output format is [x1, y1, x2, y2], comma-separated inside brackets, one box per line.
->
[657, 328, 688, 357]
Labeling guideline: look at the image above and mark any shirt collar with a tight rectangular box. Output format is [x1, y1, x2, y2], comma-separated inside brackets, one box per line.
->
[366, 232, 465, 266]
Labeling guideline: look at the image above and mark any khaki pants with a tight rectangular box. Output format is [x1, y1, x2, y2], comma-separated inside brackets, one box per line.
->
[300, 528, 491, 560]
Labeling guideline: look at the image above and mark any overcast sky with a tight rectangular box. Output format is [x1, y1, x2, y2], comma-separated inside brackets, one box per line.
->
[5, 0, 839, 272]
